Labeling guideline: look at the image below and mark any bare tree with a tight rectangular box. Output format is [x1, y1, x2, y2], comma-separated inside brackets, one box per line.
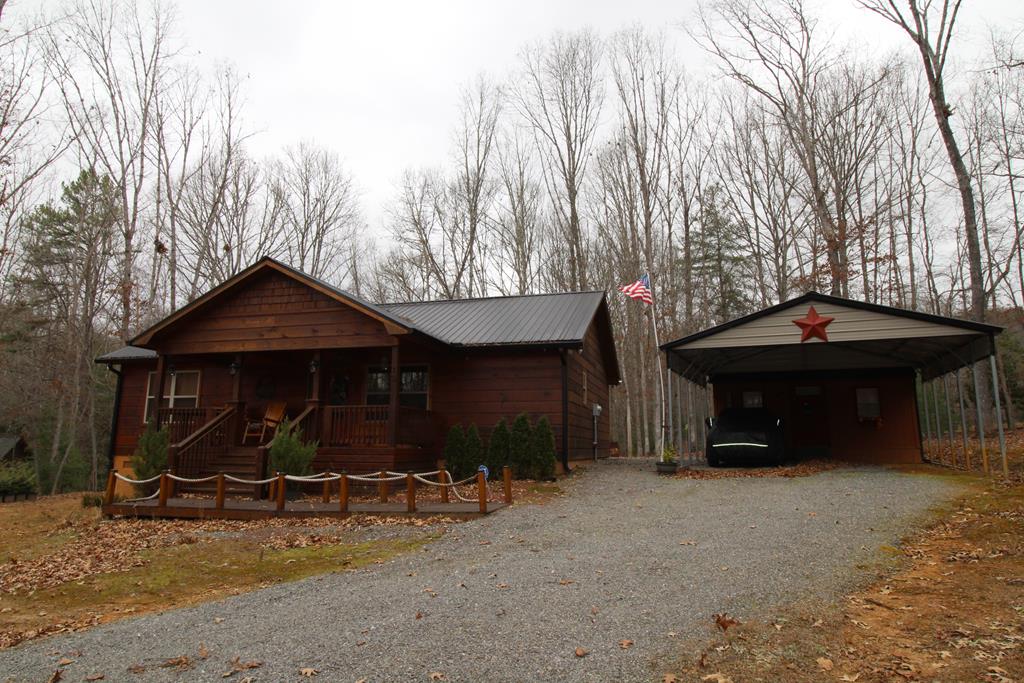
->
[857, 1, 986, 320]
[271, 141, 360, 283]
[512, 30, 604, 291]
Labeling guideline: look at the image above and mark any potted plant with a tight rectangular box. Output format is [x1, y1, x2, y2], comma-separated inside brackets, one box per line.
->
[656, 444, 679, 474]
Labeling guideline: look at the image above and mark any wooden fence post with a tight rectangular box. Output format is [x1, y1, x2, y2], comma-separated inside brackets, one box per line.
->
[379, 470, 389, 503]
[322, 478, 331, 504]
[339, 472, 349, 513]
[215, 473, 225, 510]
[439, 467, 449, 503]
[406, 473, 416, 513]
[503, 466, 512, 505]
[158, 471, 169, 507]
[254, 445, 269, 500]
[104, 470, 117, 506]
[477, 471, 487, 514]
[276, 472, 286, 511]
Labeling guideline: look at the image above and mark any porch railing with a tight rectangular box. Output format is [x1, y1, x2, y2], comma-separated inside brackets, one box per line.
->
[157, 407, 219, 443]
[322, 405, 389, 446]
[320, 405, 435, 448]
[167, 405, 236, 478]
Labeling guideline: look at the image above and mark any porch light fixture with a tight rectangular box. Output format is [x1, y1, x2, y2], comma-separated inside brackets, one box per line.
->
[228, 361, 239, 376]
[308, 359, 320, 374]
[168, 364, 176, 377]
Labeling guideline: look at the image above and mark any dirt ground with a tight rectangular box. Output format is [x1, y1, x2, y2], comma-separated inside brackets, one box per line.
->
[664, 476, 1024, 683]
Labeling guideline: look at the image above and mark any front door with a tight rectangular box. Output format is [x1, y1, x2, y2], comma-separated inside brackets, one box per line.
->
[792, 385, 830, 459]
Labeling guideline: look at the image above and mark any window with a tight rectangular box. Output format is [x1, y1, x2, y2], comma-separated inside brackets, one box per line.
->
[742, 391, 764, 408]
[145, 370, 201, 422]
[366, 365, 429, 410]
[856, 387, 881, 420]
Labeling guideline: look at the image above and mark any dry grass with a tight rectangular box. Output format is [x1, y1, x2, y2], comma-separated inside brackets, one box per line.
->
[662, 475, 1024, 683]
[0, 495, 442, 649]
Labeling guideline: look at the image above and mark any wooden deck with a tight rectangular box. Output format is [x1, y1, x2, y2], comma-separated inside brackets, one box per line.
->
[103, 496, 506, 521]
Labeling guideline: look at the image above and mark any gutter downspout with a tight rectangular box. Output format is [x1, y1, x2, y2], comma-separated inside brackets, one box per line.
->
[105, 364, 123, 472]
[560, 349, 570, 474]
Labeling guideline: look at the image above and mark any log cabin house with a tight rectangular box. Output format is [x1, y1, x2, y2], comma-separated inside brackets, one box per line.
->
[97, 257, 620, 493]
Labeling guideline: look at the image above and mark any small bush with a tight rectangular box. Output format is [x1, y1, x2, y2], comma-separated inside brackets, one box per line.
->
[130, 423, 169, 495]
[486, 418, 511, 475]
[465, 424, 484, 476]
[529, 416, 557, 480]
[269, 419, 318, 488]
[81, 492, 103, 507]
[443, 424, 471, 480]
[508, 413, 533, 479]
[0, 462, 36, 497]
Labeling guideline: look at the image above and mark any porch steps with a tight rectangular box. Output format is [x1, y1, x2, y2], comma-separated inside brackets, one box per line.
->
[176, 446, 263, 495]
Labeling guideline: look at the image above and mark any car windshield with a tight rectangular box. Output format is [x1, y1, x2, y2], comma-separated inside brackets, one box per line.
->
[715, 408, 778, 430]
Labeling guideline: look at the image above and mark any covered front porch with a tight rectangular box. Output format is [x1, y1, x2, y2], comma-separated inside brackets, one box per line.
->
[150, 344, 440, 489]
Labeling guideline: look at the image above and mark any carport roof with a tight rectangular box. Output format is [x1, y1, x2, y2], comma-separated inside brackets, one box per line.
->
[661, 292, 1003, 385]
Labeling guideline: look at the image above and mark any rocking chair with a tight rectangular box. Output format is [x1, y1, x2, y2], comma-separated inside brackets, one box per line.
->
[242, 401, 288, 445]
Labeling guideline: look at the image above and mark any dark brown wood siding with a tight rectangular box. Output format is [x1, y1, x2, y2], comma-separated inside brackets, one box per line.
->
[566, 323, 612, 459]
[151, 270, 397, 354]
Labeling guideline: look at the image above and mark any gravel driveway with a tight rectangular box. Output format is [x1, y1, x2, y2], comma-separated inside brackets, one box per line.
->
[0, 460, 964, 682]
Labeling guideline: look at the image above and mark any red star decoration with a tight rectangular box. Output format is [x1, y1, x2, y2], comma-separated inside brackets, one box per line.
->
[792, 305, 834, 342]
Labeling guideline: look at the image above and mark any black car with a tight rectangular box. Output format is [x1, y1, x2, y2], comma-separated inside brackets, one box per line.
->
[705, 408, 785, 467]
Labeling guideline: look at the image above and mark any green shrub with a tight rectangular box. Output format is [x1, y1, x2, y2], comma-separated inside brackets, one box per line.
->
[0, 462, 36, 497]
[508, 413, 533, 479]
[465, 424, 484, 476]
[529, 416, 557, 480]
[81, 492, 103, 507]
[443, 424, 471, 479]
[130, 423, 169, 495]
[486, 418, 511, 475]
[269, 420, 318, 489]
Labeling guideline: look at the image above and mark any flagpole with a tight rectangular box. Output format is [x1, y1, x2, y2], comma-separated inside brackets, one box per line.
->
[649, 283, 666, 461]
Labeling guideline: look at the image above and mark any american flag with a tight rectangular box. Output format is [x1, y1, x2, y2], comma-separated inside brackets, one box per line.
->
[619, 274, 653, 304]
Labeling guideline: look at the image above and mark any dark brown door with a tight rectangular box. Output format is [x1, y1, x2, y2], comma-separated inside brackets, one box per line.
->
[792, 386, 830, 459]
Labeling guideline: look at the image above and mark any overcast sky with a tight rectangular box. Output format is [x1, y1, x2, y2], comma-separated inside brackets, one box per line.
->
[15, 0, 1024, 234]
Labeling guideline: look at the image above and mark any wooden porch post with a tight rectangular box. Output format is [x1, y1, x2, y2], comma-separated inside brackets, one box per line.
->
[153, 354, 167, 428]
[227, 353, 244, 443]
[307, 350, 322, 442]
[387, 344, 400, 446]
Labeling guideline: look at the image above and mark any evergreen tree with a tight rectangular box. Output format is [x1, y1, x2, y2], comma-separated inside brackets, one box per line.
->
[465, 424, 484, 475]
[530, 416, 557, 480]
[443, 424, 470, 479]
[508, 413, 533, 479]
[486, 418, 511, 475]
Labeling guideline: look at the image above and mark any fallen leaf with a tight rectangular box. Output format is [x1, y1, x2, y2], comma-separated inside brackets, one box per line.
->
[663, 675, 679, 683]
[429, 673, 446, 681]
[214, 617, 225, 624]
[85, 675, 104, 682]
[299, 667, 319, 677]
[701, 674, 732, 683]
[619, 639, 634, 649]
[160, 656, 191, 670]
[47, 671, 62, 683]
[575, 647, 589, 657]
[839, 674, 861, 682]
[57, 658, 74, 666]
[817, 657, 834, 671]
[559, 578, 575, 585]
[415, 611, 423, 620]
[127, 664, 145, 674]
[713, 613, 740, 632]
[198, 643, 210, 659]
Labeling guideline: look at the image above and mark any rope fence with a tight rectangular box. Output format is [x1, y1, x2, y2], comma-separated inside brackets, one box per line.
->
[106, 465, 514, 515]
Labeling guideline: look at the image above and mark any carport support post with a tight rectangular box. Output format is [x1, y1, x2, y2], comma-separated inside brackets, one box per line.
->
[931, 380, 944, 464]
[971, 362, 989, 474]
[943, 375, 957, 468]
[989, 353, 1008, 480]
[920, 375, 933, 462]
[956, 369, 971, 470]
[667, 369, 673, 454]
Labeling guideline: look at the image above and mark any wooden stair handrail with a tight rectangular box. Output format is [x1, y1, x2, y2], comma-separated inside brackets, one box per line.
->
[266, 404, 317, 449]
[172, 405, 236, 451]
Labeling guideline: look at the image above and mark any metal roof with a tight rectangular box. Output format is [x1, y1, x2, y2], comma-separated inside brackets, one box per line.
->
[95, 345, 158, 364]
[382, 291, 607, 347]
